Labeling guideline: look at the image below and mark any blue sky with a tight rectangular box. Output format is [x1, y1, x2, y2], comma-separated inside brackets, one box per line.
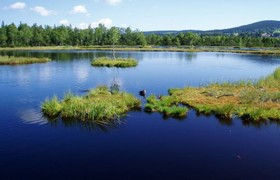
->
[0, 0, 279, 31]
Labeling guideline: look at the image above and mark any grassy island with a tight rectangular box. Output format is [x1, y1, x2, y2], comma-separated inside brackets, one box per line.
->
[0, 56, 51, 65]
[91, 57, 138, 68]
[146, 68, 280, 121]
[41, 86, 141, 124]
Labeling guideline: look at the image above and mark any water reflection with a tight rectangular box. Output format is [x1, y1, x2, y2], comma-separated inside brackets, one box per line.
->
[184, 52, 197, 61]
[0, 50, 145, 62]
[216, 116, 234, 126]
[241, 118, 280, 128]
[74, 63, 90, 83]
[194, 110, 280, 128]
[47, 117, 124, 132]
[18, 108, 47, 125]
[14, 67, 31, 87]
[39, 65, 52, 83]
[109, 77, 123, 91]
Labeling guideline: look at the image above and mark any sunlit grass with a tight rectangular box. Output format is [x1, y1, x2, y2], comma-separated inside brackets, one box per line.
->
[146, 68, 280, 121]
[0, 56, 51, 65]
[41, 86, 141, 124]
[91, 57, 138, 68]
[145, 95, 188, 118]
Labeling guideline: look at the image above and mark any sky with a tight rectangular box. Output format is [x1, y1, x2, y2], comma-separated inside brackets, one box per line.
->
[0, 0, 279, 31]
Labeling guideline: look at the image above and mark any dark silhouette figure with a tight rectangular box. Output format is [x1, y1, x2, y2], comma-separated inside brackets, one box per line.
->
[139, 89, 146, 97]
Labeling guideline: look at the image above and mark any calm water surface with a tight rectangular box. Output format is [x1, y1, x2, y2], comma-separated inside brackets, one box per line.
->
[1, 50, 280, 179]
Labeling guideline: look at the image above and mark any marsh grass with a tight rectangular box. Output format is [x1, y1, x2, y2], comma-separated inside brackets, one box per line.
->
[146, 68, 280, 121]
[41, 96, 62, 117]
[0, 56, 51, 65]
[41, 86, 141, 124]
[145, 95, 188, 118]
[91, 57, 138, 68]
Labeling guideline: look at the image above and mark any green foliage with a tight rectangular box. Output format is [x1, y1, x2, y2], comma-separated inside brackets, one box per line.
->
[145, 95, 188, 118]
[257, 68, 280, 88]
[41, 86, 141, 124]
[1, 22, 280, 48]
[91, 57, 138, 68]
[0, 56, 51, 65]
[41, 96, 62, 117]
[147, 68, 280, 121]
[162, 106, 187, 118]
[168, 88, 180, 95]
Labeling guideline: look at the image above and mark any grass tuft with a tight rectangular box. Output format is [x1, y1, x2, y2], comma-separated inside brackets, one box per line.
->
[0, 56, 51, 65]
[145, 95, 188, 118]
[91, 57, 138, 68]
[41, 96, 62, 117]
[41, 86, 141, 124]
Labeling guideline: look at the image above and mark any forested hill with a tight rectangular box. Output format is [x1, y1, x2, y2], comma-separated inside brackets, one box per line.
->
[208, 20, 280, 34]
[144, 20, 280, 35]
[1, 21, 280, 47]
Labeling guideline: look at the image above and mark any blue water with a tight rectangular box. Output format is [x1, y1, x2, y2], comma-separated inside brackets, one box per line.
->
[1, 50, 280, 179]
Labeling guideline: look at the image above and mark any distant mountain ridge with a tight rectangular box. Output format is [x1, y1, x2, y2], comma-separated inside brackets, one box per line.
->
[144, 20, 280, 35]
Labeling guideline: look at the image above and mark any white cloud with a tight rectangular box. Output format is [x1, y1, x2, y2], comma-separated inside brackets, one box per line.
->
[120, 24, 128, 28]
[59, 19, 70, 26]
[78, 22, 89, 29]
[77, 18, 113, 29]
[105, 0, 122, 6]
[31, 6, 55, 16]
[8, 2, 26, 10]
[71, 5, 89, 14]
[91, 18, 113, 28]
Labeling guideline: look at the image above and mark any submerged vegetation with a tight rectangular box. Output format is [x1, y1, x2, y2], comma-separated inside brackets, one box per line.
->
[146, 68, 280, 121]
[91, 57, 138, 68]
[0, 56, 51, 65]
[41, 86, 141, 125]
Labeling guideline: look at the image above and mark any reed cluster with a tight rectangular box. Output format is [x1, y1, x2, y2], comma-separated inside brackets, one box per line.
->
[41, 86, 141, 125]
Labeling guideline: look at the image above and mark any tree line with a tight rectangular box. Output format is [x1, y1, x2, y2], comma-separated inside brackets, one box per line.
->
[0, 22, 280, 48]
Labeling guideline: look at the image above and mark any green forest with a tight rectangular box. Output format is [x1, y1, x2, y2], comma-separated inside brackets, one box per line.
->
[1, 22, 280, 48]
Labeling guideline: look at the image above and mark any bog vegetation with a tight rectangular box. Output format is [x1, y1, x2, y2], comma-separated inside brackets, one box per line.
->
[91, 57, 138, 68]
[0, 56, 51, 65]
[146, 68, 280, 121]
[145, 95, 188, 118]
[41, 86, 141, 125]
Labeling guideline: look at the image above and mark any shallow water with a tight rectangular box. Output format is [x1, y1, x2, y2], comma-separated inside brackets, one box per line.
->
[1, 50, 280, 179]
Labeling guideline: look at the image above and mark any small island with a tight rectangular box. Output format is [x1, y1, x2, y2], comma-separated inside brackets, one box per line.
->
[91, 57, 138, 68]
[41, 86, 141, 124]
[0, 56, 51, 65]
[146, 68, 280, 121]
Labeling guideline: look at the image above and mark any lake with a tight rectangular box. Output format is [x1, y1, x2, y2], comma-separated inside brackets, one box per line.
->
[1, 50, 280, 179]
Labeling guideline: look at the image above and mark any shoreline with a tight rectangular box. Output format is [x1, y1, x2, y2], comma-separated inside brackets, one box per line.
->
[1, 46, 280, 55]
